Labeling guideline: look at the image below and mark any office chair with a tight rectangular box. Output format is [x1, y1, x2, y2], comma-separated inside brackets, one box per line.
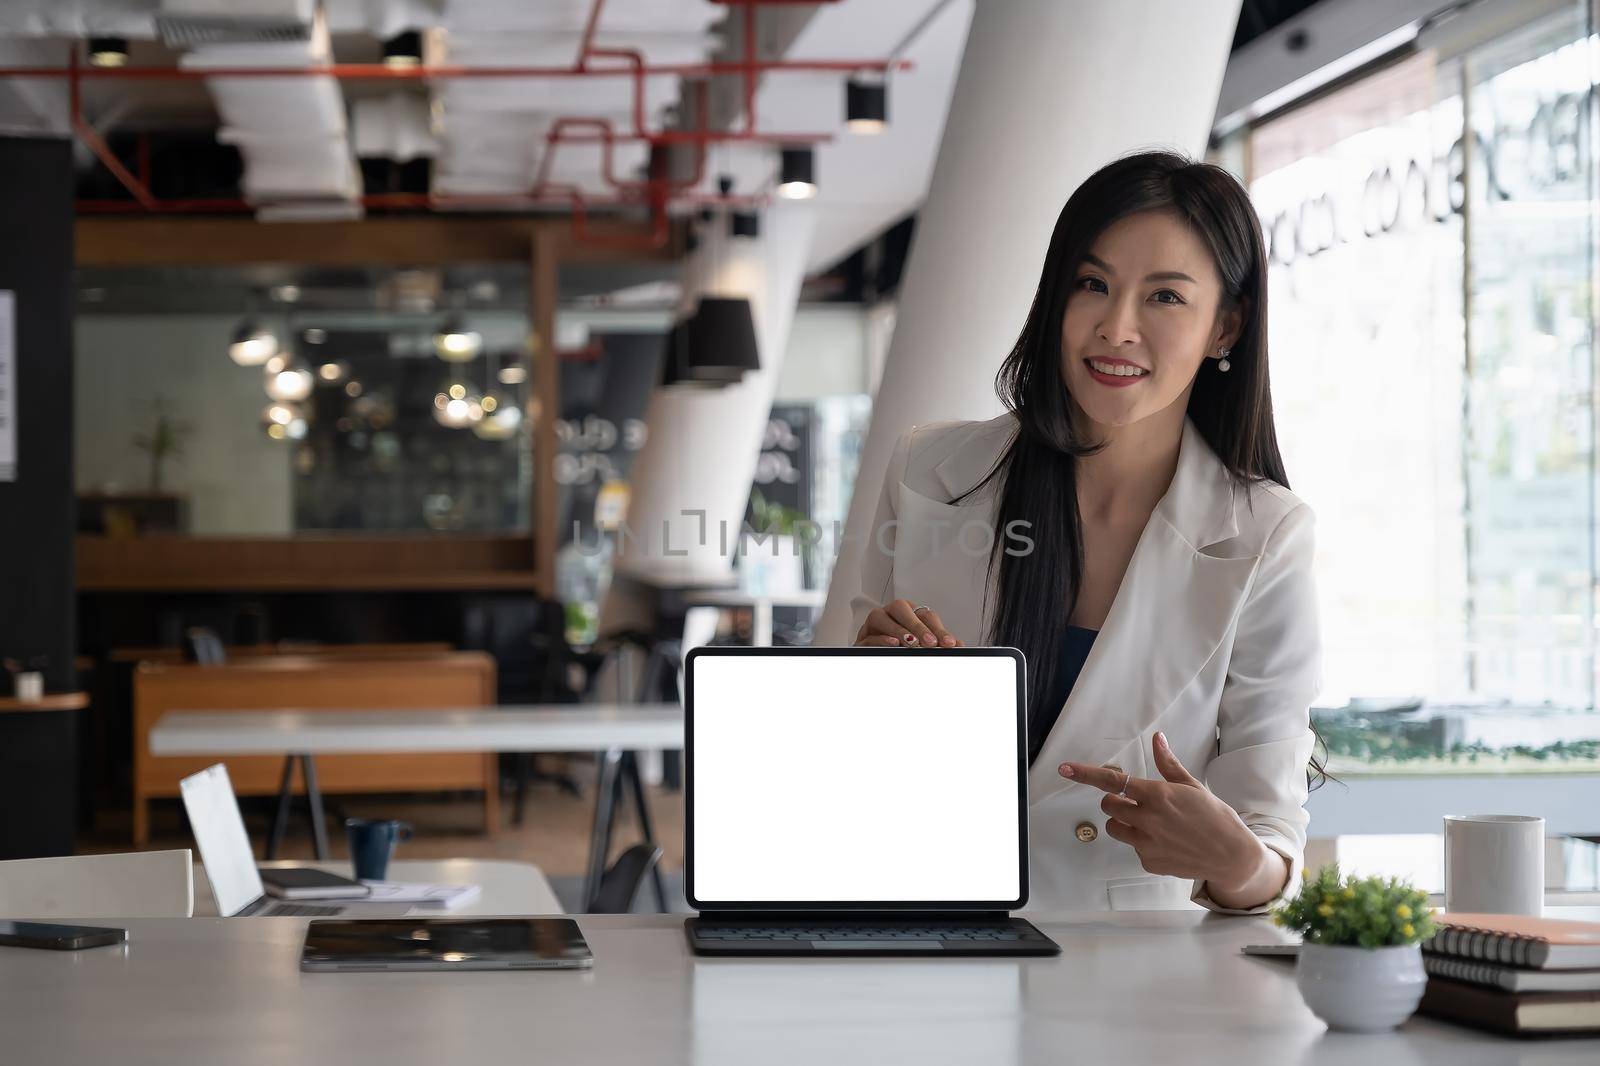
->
[181, 627, 227, 666]
[587, 843, 664, 913]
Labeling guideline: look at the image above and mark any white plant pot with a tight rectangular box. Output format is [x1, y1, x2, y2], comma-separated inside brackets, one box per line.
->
[1295, 942, 1425, 1032]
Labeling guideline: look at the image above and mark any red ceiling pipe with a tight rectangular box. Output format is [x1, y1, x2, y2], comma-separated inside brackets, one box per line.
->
[58, 0, 852, 230]
[535, 117, 709, 199]
[532, 77, 711, 201]
[0, 59, 910, 80]
[576, 0, 609, 63]
[744, 1, 759, 133]
[69, 50, 158, 210]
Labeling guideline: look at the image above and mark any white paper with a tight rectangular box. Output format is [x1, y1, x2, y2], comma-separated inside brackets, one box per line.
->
[0, 290, 14, 482]
[358, 880, 483, 909]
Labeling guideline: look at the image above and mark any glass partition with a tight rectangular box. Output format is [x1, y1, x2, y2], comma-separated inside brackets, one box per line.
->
[1243, 0, 1600, 774]
[75, 264, 533, 536]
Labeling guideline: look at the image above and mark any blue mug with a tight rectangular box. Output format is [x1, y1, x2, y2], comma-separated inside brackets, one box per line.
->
[345, 818, 413, 881]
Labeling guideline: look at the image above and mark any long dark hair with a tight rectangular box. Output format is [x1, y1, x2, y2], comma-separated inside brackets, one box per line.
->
[956, 149, 1327, 789]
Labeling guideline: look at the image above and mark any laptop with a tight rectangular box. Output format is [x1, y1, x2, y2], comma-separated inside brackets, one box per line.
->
[683, 646, 1060, 957]
[179, 763, 405, 918]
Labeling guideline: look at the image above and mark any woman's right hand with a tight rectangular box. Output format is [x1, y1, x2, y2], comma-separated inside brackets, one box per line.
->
[854, 599, 963, 649]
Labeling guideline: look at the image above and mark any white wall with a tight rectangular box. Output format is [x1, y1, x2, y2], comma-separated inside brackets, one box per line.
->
[75, 316, 294, 534]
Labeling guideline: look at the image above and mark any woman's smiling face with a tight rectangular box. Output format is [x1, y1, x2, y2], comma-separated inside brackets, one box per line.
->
[1060, 209, 1239, 428]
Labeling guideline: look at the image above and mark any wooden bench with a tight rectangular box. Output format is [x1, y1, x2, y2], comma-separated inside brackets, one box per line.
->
[132, 652, 498, 846]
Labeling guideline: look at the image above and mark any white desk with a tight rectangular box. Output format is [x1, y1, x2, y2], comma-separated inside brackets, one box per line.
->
[148, 704, 683, 757]
[4, 910, 1594, 1065]
[685, 588, 827, 646]
[150, 704, 683, 908]
[192, 859, 562, 917]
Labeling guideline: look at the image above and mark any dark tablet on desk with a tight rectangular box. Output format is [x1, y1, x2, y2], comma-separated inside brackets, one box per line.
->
[300, 918, 593, 972]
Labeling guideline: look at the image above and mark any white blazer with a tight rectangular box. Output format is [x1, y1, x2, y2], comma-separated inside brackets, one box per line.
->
[847, 412, 1320, 913]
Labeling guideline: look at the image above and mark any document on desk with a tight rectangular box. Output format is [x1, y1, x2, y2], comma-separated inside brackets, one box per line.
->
[358, 881, 483, 910]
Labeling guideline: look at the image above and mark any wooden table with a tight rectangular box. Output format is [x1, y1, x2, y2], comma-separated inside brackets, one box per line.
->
[191, 858, 562, 917]
[0, 691, 89, 713]
[152, 704, 684, 911]
[5, 909, 1595, 1065]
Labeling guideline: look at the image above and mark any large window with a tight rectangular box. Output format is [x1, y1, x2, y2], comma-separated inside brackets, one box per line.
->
[1240, 2, 1600, 770]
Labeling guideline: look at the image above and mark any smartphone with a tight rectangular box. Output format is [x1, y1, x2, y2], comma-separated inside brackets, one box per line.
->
[1240, 942, 1300, 959]
[0, 921, 127, 951]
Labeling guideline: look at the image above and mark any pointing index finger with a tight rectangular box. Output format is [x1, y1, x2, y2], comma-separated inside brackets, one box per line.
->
[1058, 761, 1150, 801]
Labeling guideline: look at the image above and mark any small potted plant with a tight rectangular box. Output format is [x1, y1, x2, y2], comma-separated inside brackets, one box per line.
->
[1273, 864, 1437, 1032]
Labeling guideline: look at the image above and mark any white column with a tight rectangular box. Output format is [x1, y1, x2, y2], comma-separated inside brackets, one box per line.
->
[816, 0, 1242, 644]
[603, 201, 817, 607]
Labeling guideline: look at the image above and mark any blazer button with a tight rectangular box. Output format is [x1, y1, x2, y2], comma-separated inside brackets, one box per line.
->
[1074, 821, 1098, 843]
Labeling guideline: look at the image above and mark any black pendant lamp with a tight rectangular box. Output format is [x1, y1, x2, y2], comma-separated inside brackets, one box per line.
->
[383, 30, 423, 68]
[88, 36, 129, 68]
[846, 78, 888, 133]
[685, 296, 760, 384]
[658, 317, 700, 389]
[777, 146, 817, 199]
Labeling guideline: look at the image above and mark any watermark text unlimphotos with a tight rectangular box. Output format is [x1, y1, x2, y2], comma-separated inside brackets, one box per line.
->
[570, 510, 1035, 560]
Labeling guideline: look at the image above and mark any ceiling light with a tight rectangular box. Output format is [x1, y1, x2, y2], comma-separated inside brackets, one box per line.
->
[270, 284, 301, 303]
[685, 296, 760, 384]
[471, 393, 522, 440]
[383, 30, 423, 69]
[498, 365, 528, 385]
[265, 362, 315, 403]
[658, 318, 698, 390]
[433, 313, 482, 362]
[87, 37, 128, 68]
[729, 211, 760, 238]
[846, 78, 888, 133]
[777, 146, 817, 199]
[660, 298, 761, 391]
[434, 380, 481, 428]
[435, 397, 478, 429]
[262, 402, 308, 442]
[303, 328, 326, 344]
[229, 318, 279, 367]
[345, 380, 364, 398]
[317, 360, 349, 383]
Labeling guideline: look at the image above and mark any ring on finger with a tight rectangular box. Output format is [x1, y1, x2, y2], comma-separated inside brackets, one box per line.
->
[1117, 771, 1131, 799]
[912, 604, 932, 615]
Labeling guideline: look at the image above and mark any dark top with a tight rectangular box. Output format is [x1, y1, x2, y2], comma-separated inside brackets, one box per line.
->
[1027, 625, 1098, 765]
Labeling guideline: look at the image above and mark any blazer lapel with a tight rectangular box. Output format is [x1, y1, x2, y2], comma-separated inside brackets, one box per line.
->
[1026, 417, 1260, 804]
[889, 414, 1015, 644]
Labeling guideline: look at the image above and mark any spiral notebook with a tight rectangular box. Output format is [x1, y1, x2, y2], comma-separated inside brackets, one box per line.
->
[1428, 914, 1600, 970]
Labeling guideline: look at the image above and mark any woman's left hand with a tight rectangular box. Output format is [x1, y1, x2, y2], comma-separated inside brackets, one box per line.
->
[1058, 731, 1284, 905]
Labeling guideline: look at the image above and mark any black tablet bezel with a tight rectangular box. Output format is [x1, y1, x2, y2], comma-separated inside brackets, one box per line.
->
[684, 645, 1030, 913]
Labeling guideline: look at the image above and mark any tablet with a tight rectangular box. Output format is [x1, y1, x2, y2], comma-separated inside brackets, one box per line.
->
[300, 918, 593, 972]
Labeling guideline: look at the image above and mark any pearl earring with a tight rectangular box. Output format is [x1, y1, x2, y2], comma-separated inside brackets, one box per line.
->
[1218, 347, 1231, 373]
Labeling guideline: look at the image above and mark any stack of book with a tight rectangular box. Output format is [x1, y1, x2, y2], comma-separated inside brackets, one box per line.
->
[1419, 913, 1600, 1036]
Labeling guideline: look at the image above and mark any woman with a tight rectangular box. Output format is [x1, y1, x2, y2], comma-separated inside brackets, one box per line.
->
[849, 150, 1320, 914]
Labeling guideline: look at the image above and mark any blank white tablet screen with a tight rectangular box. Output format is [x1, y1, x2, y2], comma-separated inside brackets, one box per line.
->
[689, 653, 1022, 903]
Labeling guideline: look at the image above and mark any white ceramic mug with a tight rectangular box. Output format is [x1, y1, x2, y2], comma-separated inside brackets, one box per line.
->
[13, 671, 43, 702]
[1443, 814, 1544, 916]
